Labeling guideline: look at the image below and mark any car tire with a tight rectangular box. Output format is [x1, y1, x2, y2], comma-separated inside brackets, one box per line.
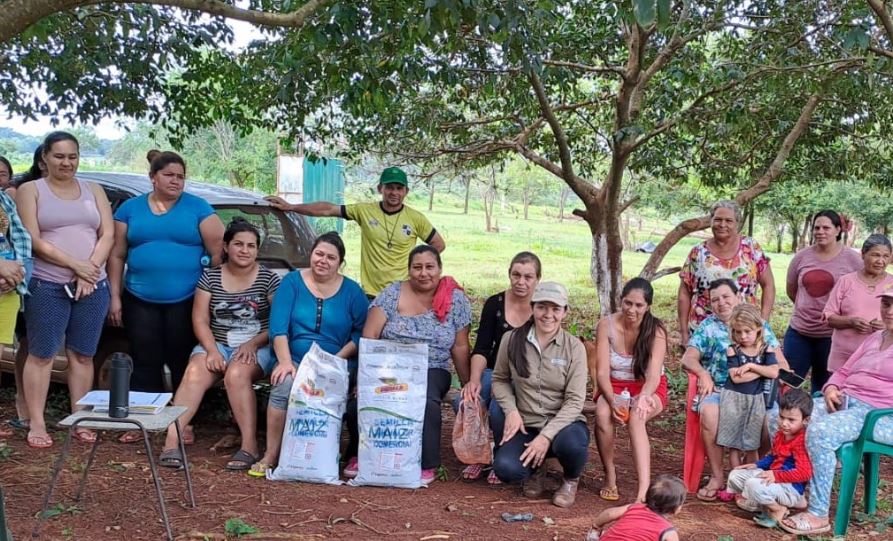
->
[92, 336, 131, 390]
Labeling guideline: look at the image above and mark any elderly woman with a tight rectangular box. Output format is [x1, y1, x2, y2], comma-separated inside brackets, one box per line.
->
[592, 278, 668, 503]
[17, 132, 115, 449]
[455, 251, 541, 483]
[678, 200, 774, 346]
[158, 218, 280, 470]
[346, 245, 471, 485]
[823, 234, 893, 374]
[785, 210, 861, 391]
[781, 287, 893, 535]
[248, 232, 368, 477]
[491, 282, 588, 508]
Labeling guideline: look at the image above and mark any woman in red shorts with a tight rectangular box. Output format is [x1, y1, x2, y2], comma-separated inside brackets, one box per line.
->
[590, 278, 669, 503]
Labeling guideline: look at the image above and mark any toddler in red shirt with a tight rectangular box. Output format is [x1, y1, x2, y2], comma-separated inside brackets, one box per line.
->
[726, 388, 813, 528]
[589, 475, 684, 541]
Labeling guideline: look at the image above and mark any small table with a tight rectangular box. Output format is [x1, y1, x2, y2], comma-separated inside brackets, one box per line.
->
[33, 407, 195, 541]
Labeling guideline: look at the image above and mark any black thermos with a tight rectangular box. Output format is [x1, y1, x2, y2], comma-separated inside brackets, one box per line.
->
[109, 353, 132, 418]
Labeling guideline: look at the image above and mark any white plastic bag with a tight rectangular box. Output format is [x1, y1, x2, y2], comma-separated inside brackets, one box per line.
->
[350, 338, 428, 489]
[267, 342, 349, 485]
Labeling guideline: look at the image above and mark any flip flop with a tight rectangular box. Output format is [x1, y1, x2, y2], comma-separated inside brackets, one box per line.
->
[118, 430, 142, 444]
[72, 428, 97, 444]
[462, 464, 485, 481]
[8, 418, 29, 430]
[696, 486, 719, 502]
[226, 449, 259, 471]
[487, 470, 503, 485]
[599, 486, 620, 501]
[26, 432, 53, 449]
[159, 448, 184, 469]
[753, 514, 778, 528]
[780, 513, 830, 535]
[248, 462, 270, 478]
[716, 489, 736, 502]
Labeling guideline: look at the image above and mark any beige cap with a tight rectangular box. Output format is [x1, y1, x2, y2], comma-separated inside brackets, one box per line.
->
[531, 281, 569, 307]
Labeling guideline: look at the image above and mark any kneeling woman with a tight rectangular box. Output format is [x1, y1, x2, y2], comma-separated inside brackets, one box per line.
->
[159, 218, 280, 469]
[491, 282, 589, 508]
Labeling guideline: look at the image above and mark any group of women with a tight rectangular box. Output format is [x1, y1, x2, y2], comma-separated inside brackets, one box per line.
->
[678, 200, 893, 535]
[3, 134, 893, 523]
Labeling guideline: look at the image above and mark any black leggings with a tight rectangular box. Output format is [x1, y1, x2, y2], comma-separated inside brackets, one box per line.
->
[345, 367, 452, 469]
[123, 290, 195, 392]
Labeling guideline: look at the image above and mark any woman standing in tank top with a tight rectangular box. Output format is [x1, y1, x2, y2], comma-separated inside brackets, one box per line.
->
[591, 278, 669, 503]
[15, 131, 114, 449]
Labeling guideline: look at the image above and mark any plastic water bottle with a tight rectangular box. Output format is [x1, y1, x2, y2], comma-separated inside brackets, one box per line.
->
[614, 389, 632, 423]
[0, 234, 15, 260]
[109, 353, 132, 418]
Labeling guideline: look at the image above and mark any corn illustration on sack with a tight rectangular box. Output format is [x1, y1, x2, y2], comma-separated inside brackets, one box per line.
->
[350, 338, 428, 489]
[268, 343, 349, 485]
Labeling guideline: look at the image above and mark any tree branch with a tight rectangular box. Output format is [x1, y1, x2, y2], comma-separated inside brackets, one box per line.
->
[638, 90, 825, 280]
[528, 69, 590, 196]
[619, 195, 640, 214]
[868, 0, 893, 44]
[543, 59, 625, 77]
[2, 0, 330, 43]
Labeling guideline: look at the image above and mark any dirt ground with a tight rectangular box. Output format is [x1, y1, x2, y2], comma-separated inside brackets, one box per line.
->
[2, 389, 892, 541]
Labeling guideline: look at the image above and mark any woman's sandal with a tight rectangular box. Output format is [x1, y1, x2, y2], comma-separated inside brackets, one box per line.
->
[26, 432, 53, 449]
[118, 430, 143, 444]
[461, 464, 485, 481]
[226, 449, 259, 471]
[599, 486, 620, 501]
[715, 489, 736, 502]
[487, 470, 503, 485]
[159, 448, 184, 469]
[780, 513, 830, 535]
[696, 486, 719, 502]
[248, 462, 270, 478]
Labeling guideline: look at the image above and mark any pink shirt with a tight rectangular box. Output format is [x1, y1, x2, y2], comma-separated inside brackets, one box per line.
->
[787, 246, 862, 337]
[823, 272, 893, 371]
[825, 331, 893, 408]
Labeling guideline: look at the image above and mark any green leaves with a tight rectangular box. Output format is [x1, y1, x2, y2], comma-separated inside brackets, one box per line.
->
[224, 518, 260, 537]
[634, 0, 656, 27]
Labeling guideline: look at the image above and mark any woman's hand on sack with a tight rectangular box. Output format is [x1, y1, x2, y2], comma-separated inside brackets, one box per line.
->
[460, 381, 481, 405]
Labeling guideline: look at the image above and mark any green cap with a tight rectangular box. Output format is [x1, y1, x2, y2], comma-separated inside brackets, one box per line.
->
[379, 166, 408, 187]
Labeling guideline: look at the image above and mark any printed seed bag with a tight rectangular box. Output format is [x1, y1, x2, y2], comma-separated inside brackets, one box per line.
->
[350, 338, 428, 489]
[268, 343, 349, 485]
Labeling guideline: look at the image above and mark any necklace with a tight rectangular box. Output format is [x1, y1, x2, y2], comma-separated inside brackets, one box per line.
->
[382, 208, 403, 250]
[860, 270, 885, 292]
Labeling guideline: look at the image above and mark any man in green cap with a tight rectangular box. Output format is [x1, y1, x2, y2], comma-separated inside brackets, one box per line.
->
[266, 166, 445, 297]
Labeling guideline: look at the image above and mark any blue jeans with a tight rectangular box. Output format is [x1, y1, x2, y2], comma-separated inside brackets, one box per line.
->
[783, 327, 831, 391]
[492, 420, 590, 482]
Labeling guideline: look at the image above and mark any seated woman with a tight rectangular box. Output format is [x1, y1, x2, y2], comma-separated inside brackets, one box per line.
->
[345, 245, 471, 485]
[456, 251, 541, 483]
[159, 218, 280, 469]
[249, 232, 368, 477]
[782, 287, 893, 535]
[592, 278, 668, 503]
[491, 281, 589, 508]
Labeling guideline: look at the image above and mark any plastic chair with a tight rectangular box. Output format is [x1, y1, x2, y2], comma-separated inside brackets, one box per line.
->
[834, 407, 893, 537]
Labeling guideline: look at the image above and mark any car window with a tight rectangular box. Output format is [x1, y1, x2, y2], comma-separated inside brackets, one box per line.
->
[215, 206, 313, 270]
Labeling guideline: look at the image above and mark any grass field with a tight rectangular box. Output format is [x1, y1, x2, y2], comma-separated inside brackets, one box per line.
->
[334, 192, 796, 340]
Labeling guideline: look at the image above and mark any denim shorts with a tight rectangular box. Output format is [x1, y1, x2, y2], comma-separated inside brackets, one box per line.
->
[24, 277, 110, 358]
[190, 342, 276, 376]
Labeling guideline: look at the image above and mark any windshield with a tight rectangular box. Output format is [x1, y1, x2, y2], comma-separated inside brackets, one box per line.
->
[214, 205, 315, 270]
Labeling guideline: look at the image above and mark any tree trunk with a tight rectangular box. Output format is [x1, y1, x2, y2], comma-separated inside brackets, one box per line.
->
[748, 206, 755, 237]
[799, 215, 811, 249]
[463, 178, 471, 214]
[523, 181, 530, 220]
[584, 205, 623, 316]
[428, 180, 435, 211]
[775, 224, 783, 253]
[558, 187, 571, 221]
[790, 219, 799, 253]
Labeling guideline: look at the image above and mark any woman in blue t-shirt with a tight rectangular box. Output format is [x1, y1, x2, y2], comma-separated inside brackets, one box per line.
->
[107, 150, 224, 441]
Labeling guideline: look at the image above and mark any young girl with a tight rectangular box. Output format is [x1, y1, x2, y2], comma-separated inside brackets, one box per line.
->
[717, 304, 780, 470]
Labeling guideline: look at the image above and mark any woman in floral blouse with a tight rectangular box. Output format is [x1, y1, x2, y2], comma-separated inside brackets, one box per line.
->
[677, 200, 775, 346]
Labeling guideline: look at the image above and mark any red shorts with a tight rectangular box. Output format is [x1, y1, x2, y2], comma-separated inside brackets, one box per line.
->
[597, 376, 669, 408]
